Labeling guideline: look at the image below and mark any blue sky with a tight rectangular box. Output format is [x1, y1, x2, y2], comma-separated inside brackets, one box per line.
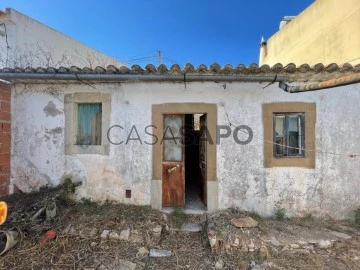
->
[0, 0, 314, 67]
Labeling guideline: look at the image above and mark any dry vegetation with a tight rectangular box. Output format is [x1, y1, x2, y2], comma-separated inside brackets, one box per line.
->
[0, 185, 359, 270]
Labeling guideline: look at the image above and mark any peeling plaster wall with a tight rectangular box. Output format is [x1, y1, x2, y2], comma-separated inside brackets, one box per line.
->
[11, 81, 360, 218]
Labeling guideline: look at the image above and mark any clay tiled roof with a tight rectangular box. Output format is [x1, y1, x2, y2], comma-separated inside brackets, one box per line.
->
[1, 62, 359, 74]
[0, 63, 359, 82]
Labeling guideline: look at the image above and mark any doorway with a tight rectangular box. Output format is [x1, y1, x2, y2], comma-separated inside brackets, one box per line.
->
[162, 114, 207, 210]
[184, 114, 206, 210]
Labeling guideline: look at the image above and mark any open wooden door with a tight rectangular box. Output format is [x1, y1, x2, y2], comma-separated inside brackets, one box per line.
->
[199, 114, 207, 206]
[162, 115, 185, 207]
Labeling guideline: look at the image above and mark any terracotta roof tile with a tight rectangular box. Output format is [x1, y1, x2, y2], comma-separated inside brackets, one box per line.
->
[0, 63, 359, 82]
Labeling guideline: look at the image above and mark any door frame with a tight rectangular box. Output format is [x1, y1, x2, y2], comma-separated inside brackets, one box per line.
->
[151, 103, 218, 211]
[199, 114, 207, 206]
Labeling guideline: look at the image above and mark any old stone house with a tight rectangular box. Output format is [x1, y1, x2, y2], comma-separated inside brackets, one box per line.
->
[0, 63, 360, 219]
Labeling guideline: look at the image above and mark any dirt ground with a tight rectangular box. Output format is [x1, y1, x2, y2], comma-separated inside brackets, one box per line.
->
[0, 185, 359, 270]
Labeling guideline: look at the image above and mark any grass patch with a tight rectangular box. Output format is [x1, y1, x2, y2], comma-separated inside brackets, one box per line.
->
[171, 205, 188, 228]
[302, 213, 314, 221]
[249, 212, 263, 222]
[354, 207, 360, 225]
[274, 208, 286, 221]
[200, 230, 210, 247]
[294, 213, 315, 227]
[80, 197, 97, 206]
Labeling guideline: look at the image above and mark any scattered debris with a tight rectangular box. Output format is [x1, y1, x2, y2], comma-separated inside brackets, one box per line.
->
[290, 243, 300, 249]
[100, 230, 110, 239]
[108, 231, 119, 239]
[104, 259, 137, 270]
[180, 223, 202, 232]
[0, 230, 20, 255]
[134, 259, 146, 270]
[45, 200, 57, 221]
[259, 245, 269, 260]
[89, 228, 97, 237]
[39, 230, 57, 246]
[248, 239, 255, 252]
[232, 237, 240, 247]
[149, 249, 172, 257]
[0, 186, 359, 269]
[317, 239, 332, 249]
[129, 230, 142, 243]
[207, 229, 224, 253]
[330, 231, 352, 240]
[152, 225, 162, 237]
[119, 228, 130, 241]
[117, 259, 137, 270]
[215, 258, 224, 269]
[64, 224, 76, 235]
[31, 207, 46, 221]
[251, 261, 283, 270]
[162, 213, 168, 223]
[291, 249, 310, 255]
[231, 217, 258, 228]
[136, 247, 149, 259]
[298, 240, 307, 246]
[270, 236, 282, 246]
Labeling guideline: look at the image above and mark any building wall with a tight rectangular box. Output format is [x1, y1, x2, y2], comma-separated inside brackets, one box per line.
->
[10, 80, 360, 219]
[0, 8, 123, 68]
[260, 0, 360, 66]
[0, 81, 10, 195]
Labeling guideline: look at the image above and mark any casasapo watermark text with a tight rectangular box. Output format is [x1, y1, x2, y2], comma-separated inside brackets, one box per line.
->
[107, 125, 253, 145]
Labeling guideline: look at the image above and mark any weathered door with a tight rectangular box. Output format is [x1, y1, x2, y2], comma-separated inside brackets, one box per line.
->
[162, 115, 185, 207]
[199, 114, 207, 206]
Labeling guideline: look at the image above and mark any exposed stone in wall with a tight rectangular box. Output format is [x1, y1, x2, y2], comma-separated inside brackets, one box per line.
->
[0, 81, 11, 195]
[43, 101, 62, 117]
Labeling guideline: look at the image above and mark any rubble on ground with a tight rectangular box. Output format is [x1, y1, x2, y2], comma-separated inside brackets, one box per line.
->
[0, 186, 359, 269]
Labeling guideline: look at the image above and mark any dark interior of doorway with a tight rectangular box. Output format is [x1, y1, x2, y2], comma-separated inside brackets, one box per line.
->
[184, 114, 206, 210]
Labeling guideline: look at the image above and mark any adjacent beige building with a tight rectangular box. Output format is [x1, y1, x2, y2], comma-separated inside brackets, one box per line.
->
[260, 0, 360, 66]
[0, 8, 123, 68]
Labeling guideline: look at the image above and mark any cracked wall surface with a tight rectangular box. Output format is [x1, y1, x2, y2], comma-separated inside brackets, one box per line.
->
[10, 81, 360, 218]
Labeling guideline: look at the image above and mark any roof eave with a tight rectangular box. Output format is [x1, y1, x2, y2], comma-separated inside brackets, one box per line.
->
[0, 73, 288, 84]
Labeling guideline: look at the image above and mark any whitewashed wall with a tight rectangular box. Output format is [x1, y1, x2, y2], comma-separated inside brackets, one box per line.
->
[11, 81, 360, 219]
[0, 8, 122, 68]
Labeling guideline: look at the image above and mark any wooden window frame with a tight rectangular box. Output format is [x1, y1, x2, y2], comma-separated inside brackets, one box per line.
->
[263, 102, 316, 168]
[65, 93, 111, 155]
[273, 112, 305, 158]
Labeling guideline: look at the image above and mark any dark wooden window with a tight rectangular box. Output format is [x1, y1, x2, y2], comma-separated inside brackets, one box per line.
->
[77, 103, 102, 145]
[273, 113, 305, 157]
